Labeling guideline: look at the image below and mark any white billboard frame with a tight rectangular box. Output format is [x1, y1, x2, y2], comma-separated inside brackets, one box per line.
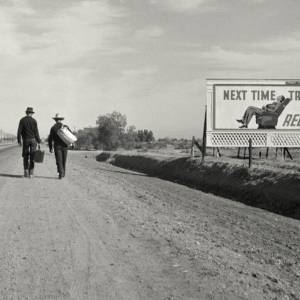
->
[206, 79, 300, 148]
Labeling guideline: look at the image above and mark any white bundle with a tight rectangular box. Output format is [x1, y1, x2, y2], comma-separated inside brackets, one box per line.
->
[57, 126, 77, 146]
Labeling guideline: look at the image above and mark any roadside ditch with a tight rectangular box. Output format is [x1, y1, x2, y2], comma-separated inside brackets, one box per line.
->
[96, 152, 300, 220]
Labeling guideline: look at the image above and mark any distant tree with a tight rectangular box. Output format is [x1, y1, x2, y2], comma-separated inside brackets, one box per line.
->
[76, 127, 98, 149]
[122, 125, 138, 149]
[97, 111, 127, 150]
[145, 130, 154, 142]
[75, 111, 155, 151]
[137, 130, 145, 142]
[127, 125, 138, 140]
[136, 129, 155, 142]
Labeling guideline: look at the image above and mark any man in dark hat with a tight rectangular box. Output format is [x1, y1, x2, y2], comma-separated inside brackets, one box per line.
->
[17, 107, 41, 178]
[48, 113, 69, 179]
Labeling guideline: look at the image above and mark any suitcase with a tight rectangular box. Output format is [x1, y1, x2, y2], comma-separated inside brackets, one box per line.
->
[57, 125, 77, 146]
[34, 147, 45, 163]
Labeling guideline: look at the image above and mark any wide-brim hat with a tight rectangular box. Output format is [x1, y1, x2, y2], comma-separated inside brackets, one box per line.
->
[26, 107, 34, 114]
[53, 113, 64, 120]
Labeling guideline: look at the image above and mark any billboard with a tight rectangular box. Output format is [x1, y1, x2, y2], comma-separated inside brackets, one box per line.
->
[206, 79, 300, 147]
[214, 85, 300, 130]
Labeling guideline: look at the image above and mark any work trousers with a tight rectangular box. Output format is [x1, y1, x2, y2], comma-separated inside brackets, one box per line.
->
[242, 106, 263, 125]
[54, 146, 68, 176]
[22, 138, 37, 170]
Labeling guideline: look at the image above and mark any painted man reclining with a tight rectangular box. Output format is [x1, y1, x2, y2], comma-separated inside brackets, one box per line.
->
[236, 95, 291, 129]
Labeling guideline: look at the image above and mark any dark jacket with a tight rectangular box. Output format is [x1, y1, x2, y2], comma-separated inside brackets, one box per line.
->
[17, 116, 41, 144]
[48, 123, 69, 151]
[264, 101, 282, 113]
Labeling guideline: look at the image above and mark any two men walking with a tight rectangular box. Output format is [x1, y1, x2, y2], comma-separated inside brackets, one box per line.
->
[17, 108, 70, 179]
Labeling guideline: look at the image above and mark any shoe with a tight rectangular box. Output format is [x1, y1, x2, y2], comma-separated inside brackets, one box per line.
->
[29, 169, 34, 178]
[24, 169, 29, 178]
[239, 124, 248, 128]
[58, 174, 63, 179]
[236, 119, 243, 124]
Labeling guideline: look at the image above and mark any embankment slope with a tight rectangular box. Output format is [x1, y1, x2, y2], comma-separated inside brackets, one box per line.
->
[97, 152, 300, 219]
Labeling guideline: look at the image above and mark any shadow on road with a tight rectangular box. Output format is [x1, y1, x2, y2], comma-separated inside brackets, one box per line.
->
[97, 167, 147, 177]
[0, 173, 23, 178]
[0, 173, 59, 180]
[34, 176, 58, 180]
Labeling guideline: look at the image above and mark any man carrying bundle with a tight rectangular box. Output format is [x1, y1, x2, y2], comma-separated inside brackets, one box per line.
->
[48, 113, 76, 179]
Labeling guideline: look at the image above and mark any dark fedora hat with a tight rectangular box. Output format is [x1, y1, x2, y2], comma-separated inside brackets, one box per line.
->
[26, 107, 35, 114]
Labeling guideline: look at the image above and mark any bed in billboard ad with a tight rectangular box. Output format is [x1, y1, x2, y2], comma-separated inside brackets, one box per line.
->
[213, 85, 300, 130]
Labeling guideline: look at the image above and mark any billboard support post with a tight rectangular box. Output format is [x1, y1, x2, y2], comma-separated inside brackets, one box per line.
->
[190, 136, 203, 158]
[213, 147, 221, 157]
[283, 147, 293, 160]
[201, 105, 207, 161]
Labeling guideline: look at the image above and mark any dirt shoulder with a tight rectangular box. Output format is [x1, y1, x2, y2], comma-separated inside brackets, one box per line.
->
[82, 150, 299, 299]
[0, 147, 299, 299]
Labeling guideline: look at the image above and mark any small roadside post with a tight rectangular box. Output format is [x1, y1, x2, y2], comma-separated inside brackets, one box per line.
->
[248, 138, 253, 168]
[190, 136, 195, 157]
[266, 147, 269, 159]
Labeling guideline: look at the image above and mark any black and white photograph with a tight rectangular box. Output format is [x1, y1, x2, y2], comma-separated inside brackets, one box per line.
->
[0, 0, 299, 299]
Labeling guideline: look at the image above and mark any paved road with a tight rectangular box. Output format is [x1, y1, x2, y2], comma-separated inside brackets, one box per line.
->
[0, 146, 299, 300]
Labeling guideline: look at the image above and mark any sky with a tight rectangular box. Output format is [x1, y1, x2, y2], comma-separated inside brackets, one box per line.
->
[1, 0, 300, 138]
